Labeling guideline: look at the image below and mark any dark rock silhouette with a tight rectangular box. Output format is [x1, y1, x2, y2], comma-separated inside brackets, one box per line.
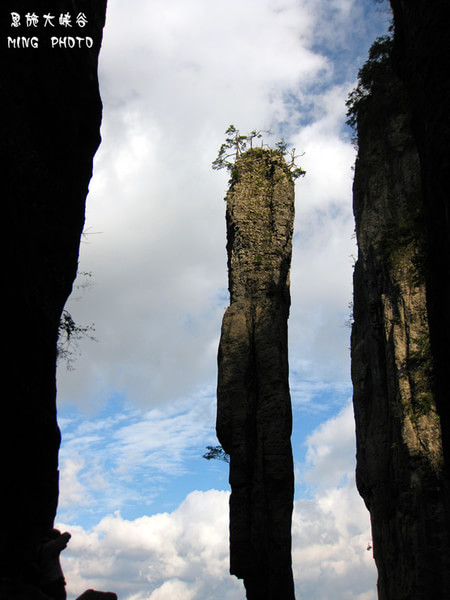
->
[75, 591, 118, 600]
[1, 1, 108, 597]
[38, 529, 71, 599]
[351, 4, 450, 597]
[216, 149, 296, 599]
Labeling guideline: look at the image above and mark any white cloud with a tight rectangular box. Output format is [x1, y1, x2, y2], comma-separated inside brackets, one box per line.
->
[56, 0, 374, 412]
[282, 83, 357, 388]
[57, 391, 220, 523]
[58, 405, 376, 600]
[302, 401, 356, 490]
[292, 402, 376, 598]
[59, 490, 242, 600]
[59, 455, 89, 508]
[292, 486, 376, 600]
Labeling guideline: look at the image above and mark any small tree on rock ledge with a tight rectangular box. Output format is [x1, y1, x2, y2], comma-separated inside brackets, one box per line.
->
[212, 124, 306, 183]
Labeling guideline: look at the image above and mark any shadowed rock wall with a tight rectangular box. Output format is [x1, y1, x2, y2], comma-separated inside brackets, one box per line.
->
[351, 21, 450, 600]
[216, 149, 296, 600]
[1, 1, 107, 595]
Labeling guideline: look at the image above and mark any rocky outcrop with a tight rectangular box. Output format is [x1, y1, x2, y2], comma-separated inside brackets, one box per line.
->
[1, 1, 107, 596]
[216, 149, 296, 599]
[350, 32, 450, 599]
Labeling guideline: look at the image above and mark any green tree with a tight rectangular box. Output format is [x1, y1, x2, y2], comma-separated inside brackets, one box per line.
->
[345, 34, 394, 129]
[203, 445, 230, 463]
[212, 125, 306, 181]
[57, 272, 96, 369]
[57, 311, 96, 370]
[212, 124, 253, 172]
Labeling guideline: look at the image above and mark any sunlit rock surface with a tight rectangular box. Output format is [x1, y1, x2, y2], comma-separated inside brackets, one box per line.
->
[351, 19, 450, 598]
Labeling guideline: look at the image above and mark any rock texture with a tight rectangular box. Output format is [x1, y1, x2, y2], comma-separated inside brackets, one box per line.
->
[351, 24, 450, 600]
[388, 0, 450, 476]
[216, 149, 296, 599]
[1, 1, 107, 596]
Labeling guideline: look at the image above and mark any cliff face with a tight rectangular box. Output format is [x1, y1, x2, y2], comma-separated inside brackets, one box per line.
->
[388, 0, 450, 479]
[216, 149, 296, 600]
[351, 32, 450, 600]
[1, 0, 107, 594]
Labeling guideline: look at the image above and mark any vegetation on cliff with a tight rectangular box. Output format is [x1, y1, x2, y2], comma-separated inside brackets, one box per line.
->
[212, 125, 306, 185]
[346, 35, 395, 129]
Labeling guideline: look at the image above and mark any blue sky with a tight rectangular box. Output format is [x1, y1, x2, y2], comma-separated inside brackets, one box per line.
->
[55, 1, 391, 598]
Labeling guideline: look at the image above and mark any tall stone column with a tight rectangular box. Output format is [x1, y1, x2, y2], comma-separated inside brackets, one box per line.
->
[216, 149, 296, 599]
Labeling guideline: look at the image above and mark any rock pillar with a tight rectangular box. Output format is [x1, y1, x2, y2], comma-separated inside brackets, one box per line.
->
[217, 149, 296, 599]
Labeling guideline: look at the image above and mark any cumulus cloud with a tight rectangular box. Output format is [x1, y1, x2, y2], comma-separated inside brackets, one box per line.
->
[292, 403, 376, 599]
[292, 487, 376, 600]
[303, 402, 356, 489]
[59, 490, 241, 600]
[58, 404, 376, 600]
